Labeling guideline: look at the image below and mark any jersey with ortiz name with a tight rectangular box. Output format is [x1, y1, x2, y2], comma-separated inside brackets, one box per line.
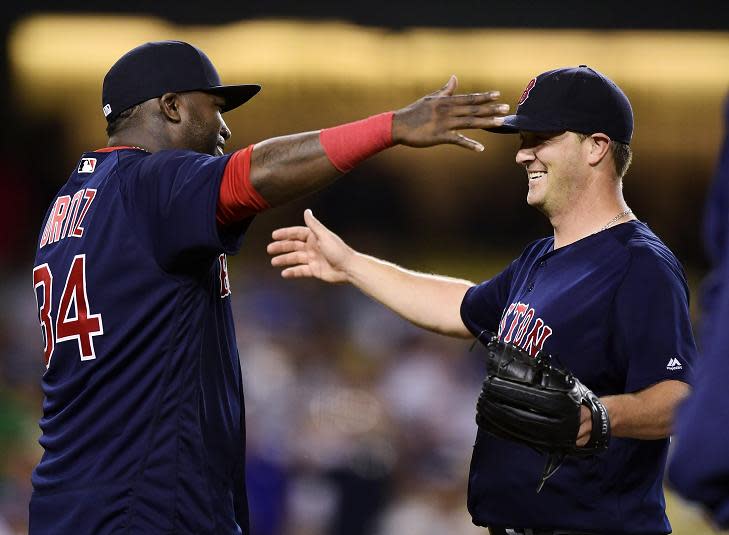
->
[30, 147, 251, 535]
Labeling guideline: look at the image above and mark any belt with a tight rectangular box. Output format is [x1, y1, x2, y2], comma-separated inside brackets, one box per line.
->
[488, 528, 595, 535]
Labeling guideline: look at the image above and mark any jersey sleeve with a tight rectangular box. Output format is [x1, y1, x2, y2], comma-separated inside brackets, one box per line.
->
[120, 150, 251, 270]
[460, 260, 516, 337]
[612, 246, 697, 392]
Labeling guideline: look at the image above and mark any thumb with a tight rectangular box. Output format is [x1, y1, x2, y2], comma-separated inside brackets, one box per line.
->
[304, 208, 326, 237]
[436, 74, 458, 97]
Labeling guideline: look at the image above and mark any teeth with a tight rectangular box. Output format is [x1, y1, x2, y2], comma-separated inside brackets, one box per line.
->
[528, 172, 546, 180]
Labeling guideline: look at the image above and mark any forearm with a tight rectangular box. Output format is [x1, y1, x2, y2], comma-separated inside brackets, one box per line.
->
[244, 82, 506, 208]
[602, 380, 690, 439]
[250, 112, 394, 207]
[345, 252, 473, 337]
[249, 132, 340, 207]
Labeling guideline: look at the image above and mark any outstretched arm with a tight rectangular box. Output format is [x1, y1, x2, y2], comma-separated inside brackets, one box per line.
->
[267, 209, 474, 337]
[250, 76, 506, 206]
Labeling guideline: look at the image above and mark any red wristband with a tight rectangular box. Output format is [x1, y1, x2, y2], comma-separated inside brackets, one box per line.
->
[319, 111, 395, 172]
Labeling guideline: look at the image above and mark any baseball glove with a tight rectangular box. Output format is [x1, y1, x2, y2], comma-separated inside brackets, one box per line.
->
[474, 335, 610, 492]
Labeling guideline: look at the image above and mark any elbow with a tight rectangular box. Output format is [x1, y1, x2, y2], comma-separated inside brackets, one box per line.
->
[441, 317, 474, 339]
[248, 170, 277, 208]
[421, 318, 472, 339]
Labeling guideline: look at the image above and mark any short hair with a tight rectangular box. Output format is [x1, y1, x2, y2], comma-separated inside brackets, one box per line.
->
[611, 141, 633, 179]
[105, 104, 141, 137]
[575, 132, 632, 179]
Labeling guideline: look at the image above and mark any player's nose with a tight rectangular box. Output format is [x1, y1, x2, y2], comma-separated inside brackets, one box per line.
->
[220, 121, 231, 141]
[515, 147, 535, 166]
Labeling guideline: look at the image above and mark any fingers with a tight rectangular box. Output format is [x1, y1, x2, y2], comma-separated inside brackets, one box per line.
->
[303, 208, 326, 236]
[448, 115, 506, 131]
[305, 208, 339, 245]
[451, 102, 510, 117]
[576, 405, 592, 447]
[431, 74, 458, 97]
[267, 239, 307, 255]
[424, 91, 508, 151]
[270, 250, 309, 268]
[448, 133, 484, 152]
[433, 90, 502, 106]
[281, 265, 314, 279]
[270, 209, 328, 243]
[271, 226, 310, 242]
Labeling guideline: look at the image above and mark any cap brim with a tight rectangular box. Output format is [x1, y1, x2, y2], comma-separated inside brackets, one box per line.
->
[486, 114, 564, 135]
[205, 84, 262, 112]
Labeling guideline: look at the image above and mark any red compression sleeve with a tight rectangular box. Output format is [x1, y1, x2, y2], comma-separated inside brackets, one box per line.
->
[319, 111, 395, 172]
[217, 145, 270, 226]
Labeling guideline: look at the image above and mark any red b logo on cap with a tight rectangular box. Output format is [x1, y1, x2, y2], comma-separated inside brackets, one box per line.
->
[518, 78, 536, 106]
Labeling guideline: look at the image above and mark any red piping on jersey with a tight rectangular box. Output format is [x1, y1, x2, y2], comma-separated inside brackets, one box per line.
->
[217, 145, 270, 225]
[93, 146, 147, 152]
[91, 145, 267, 224]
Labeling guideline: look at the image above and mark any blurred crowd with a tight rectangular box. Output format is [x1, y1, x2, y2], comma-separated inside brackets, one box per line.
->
[216, 263, 484, 535]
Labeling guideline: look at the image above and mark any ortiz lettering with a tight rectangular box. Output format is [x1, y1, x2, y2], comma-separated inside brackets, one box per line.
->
[498, 301, 553, 356]
[40, 188, 97, 248]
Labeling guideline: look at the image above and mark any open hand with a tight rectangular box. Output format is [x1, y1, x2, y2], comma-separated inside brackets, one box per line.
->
[267, 209, 353, 283]
[392, 75, 508, 152]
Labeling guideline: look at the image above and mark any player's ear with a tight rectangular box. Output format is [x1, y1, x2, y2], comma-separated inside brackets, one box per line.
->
[158, 93, 182, 123]
[585, 133, 611, 167]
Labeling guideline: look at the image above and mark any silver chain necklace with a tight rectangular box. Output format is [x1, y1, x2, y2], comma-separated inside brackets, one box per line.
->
[599, 209, 633, 232]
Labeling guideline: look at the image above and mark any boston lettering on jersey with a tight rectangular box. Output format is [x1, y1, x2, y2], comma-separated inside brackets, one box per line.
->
[498, 301, 553, 355]
[39, 188, 97, 248]
[460, 222, 698, 533]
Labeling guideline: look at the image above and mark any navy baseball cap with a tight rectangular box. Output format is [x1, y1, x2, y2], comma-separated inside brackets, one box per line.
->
[489, 65, 633, 144]
[102, 40, 261, 122]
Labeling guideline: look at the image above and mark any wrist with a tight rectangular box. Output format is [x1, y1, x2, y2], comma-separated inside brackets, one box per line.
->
[600, 395, 620, 435]
[319, 112, 394, 172]
[342, 250, 368, 285]
[391, 109, 406, 145]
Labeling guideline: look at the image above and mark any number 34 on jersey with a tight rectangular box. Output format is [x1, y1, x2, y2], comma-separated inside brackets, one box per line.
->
[33, 254, 104, 368]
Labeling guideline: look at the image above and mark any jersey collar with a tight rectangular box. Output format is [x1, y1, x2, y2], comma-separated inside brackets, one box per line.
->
[94, 146, 148, 153]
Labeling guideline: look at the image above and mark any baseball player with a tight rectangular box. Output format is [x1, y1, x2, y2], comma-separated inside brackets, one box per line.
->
[29, 40, 508, 534]
[268, 66, 697, 534]
[667, 94, 729, 528]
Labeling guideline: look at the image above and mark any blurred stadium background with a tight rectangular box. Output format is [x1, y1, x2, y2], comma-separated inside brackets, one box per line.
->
[1, 3, 729, 534]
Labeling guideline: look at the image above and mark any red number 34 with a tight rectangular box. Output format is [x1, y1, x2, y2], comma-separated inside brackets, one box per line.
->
[33, 254, 104, 368]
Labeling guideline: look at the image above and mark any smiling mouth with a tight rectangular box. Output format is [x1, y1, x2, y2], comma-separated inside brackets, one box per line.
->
[216, 144, 225, 156]
[528, 171, 546, 181]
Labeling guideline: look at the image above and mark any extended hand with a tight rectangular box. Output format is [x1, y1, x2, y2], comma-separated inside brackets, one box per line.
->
[392, 75, 508, 152]
[267, 209, 352, 283]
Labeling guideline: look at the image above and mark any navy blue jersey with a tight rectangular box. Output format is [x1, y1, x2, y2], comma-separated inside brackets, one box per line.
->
[30, 147, 251, 534]
[461, 221, 696, 535]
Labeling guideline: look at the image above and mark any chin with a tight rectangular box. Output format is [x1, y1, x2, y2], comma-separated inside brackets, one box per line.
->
[526, 193, 542, 208]
[526, 195, 550, 216]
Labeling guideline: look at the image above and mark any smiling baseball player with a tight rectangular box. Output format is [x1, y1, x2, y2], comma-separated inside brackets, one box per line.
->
[268, 66, 697, 535]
